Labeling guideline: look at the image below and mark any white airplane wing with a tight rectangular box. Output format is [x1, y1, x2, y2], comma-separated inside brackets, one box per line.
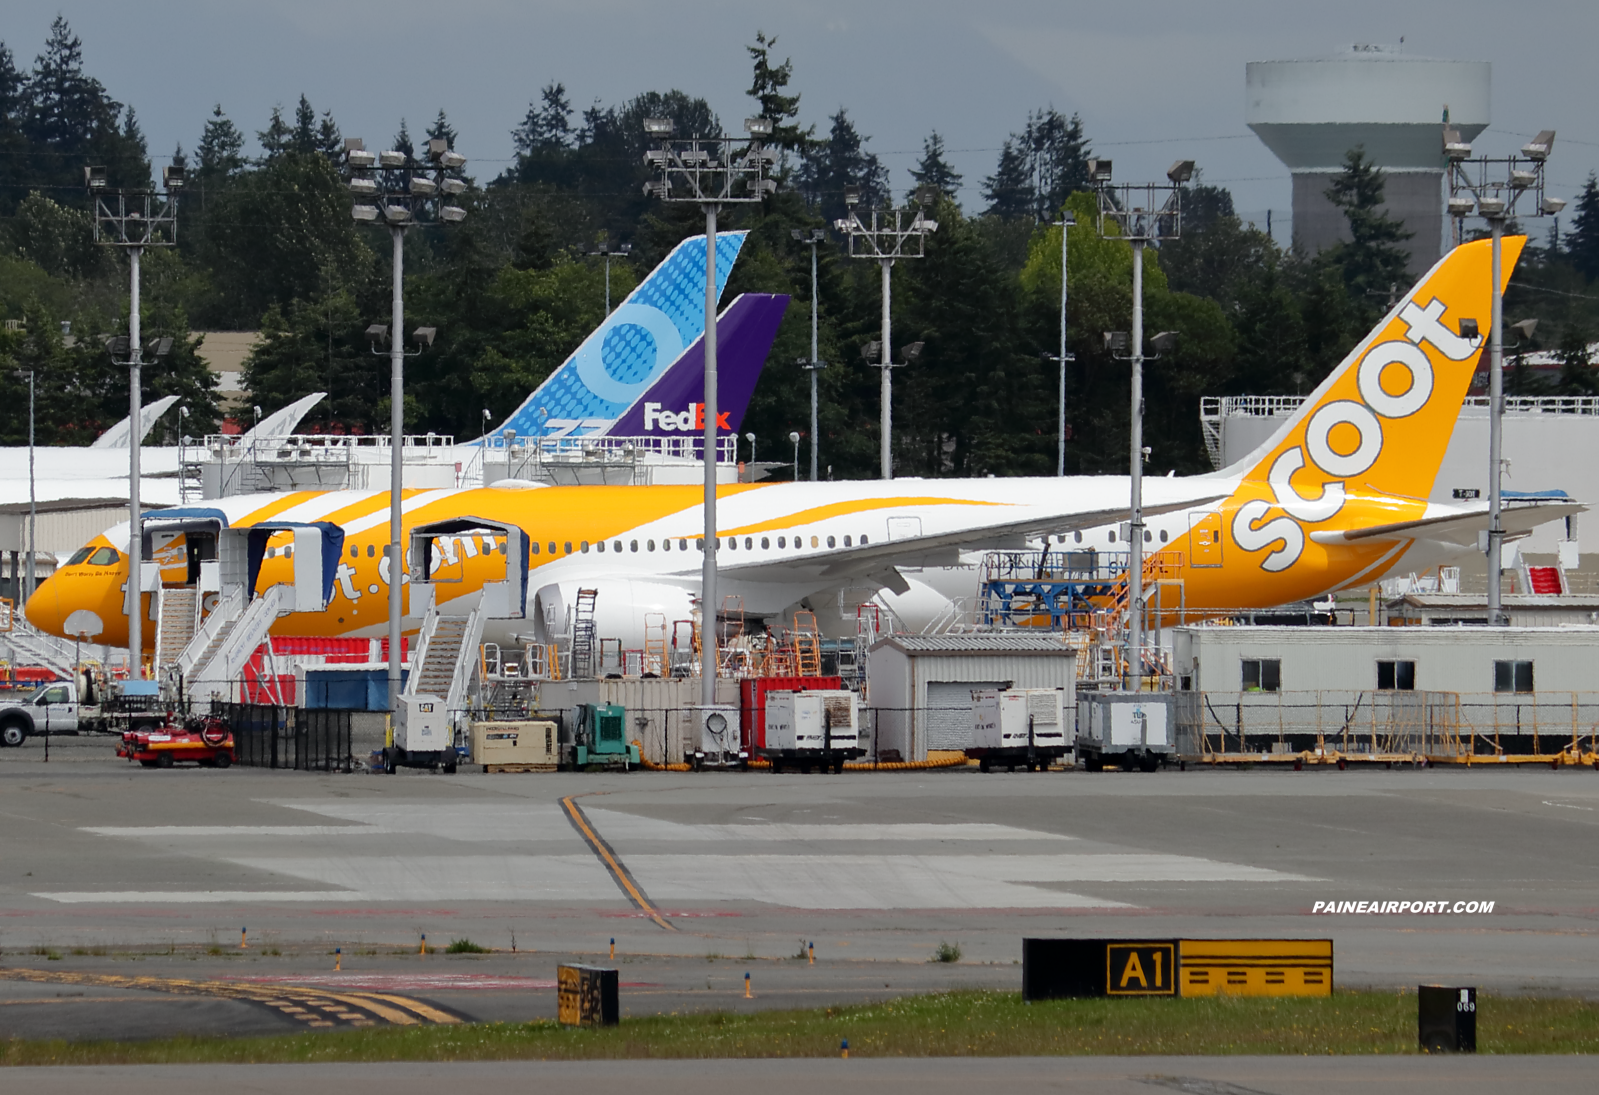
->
[719, 492, 1226, 589]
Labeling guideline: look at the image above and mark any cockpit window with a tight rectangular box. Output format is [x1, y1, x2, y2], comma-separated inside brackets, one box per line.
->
[87, 547, 121, 566]
[66, 547, 94, 566]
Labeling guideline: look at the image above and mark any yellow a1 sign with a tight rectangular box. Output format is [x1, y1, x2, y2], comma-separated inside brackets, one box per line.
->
[1105, 942, 1176, 995]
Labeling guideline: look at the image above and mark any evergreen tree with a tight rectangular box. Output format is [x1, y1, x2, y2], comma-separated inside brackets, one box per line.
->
[392, 118, 414, 158]
[1034, 110, 1090, 215]
[909, 131, 961, 203]
[17, 17, 148, 203]
[316, 110, 341, 157]
[798, 109, 888, 222]
[197, 105, 245, 181]
[982, 138, 1033, 219]
[426, 108, 457, 150]
[258, 105, 291, 159]
[292, 94, 317, 153]
[0, 41, 28, 212]
[512, 82, 572, 154]
[1568, 174, 1599, 283]
[745, 32, 809, 156]
[1322, 147, 1413, 315]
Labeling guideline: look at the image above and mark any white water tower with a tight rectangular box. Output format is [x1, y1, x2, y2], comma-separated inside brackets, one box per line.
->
[1246, 46, 1490, 271]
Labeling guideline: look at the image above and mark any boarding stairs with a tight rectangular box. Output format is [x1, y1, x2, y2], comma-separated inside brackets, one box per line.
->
[1521, 561, 1568, 596]
[154, 587, 202, 675]
[402, 602, 485, 715]
[1, 620, 80, 679]
[184, 584, 293, 703]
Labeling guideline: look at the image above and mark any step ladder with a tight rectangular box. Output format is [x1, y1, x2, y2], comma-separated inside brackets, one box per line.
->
[570, 588, 598, 678]
[793, 610, 822, 677]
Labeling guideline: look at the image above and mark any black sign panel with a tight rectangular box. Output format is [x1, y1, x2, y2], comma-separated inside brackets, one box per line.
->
[1106, 942, 1176, 995]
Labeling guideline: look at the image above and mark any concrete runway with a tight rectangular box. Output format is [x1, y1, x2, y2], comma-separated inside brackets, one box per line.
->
[7, 1056, 1596, 1095]
[4, 734, 1599, 1042]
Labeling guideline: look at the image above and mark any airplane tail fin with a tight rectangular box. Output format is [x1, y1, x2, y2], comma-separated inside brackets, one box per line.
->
[492, 231, 748, 438]
[608, 293, 789, 437]
[1221, 236, 1523, 501]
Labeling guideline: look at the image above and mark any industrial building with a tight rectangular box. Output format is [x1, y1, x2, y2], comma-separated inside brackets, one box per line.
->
[1247, 46, 1490, 270]
[866, 634, 1077, 761]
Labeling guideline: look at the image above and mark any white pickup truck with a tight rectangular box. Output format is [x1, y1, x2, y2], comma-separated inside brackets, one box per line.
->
[0, 681, 166, 746]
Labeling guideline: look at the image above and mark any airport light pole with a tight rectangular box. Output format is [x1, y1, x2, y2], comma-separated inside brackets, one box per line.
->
[88, 163, 182, 678]
[1444, 127, 1562, 627]
[1043, 211, 1077, 476]
[834, 188, 938, 480]
[586, 239, 632, 315]
[791, 228, 827, 481]
[642, 115, 778, 705]
[344, 136, 469, 715]
[1090, 158, 1191, 690]
[789, 430, 801, 481]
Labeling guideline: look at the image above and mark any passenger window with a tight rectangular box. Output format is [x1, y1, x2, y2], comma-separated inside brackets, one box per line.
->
[827, 535, 836, 548]
[548, 543, 556, 555]
[1075, 531, 1082, 543]
[647, 540, 655, 552]
[564, 542, 572, 554]
[367, 544, 375, 558]
[1159, 529, 1168, 543]
[581, 542, 590, 553]
[844, 535, 852, 547]
[777, 536, 785, 548]
[630, 540, 638, 552]
[810, 536, 819, 548]
[761, 537, 769, 549]
[727, 538, 735, 551]
[597, 541, 605, 552]
[1144, 529, 1152, 543]
[530, 542, 539, 555]
[859, 534, 868, 545]
[680, 540, 689, 551]
[614, 541, 623, 553]
[350, 546, 358, 558]
[745, 537, 752, 550]
[1108, 530, 1116, 543]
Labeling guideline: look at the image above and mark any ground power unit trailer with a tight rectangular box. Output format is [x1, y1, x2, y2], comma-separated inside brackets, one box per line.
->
[761, 690, 862, 773]
[967, 688, 1070, 771]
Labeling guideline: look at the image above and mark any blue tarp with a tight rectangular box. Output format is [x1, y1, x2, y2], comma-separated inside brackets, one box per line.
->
[303, 667, 408, 711]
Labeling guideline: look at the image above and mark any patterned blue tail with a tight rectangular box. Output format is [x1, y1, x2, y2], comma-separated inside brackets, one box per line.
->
[492, 232, 747, 437]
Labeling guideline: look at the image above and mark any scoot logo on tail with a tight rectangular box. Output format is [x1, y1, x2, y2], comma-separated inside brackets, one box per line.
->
[1228, 238, 1518, 574]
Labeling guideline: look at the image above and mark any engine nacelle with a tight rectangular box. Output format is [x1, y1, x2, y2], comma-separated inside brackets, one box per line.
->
[527, 579, 698, 651]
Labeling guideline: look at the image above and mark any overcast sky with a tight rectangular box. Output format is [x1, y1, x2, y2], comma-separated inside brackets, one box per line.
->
[6, 1, 1598, 234]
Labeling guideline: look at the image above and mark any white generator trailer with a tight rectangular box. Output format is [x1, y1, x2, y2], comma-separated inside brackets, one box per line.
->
[967, 688, 1070, 772]
[761, 690, 862, 773]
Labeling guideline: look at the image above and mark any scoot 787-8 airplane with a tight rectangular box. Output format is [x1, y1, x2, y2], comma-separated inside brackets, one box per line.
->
[26, 236, 1577, 653]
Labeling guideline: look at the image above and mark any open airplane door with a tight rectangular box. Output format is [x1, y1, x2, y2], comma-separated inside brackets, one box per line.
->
[408, 516, 530, 620]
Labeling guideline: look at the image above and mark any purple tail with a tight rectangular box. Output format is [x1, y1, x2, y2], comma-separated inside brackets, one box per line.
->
[608, 294, 789, 437]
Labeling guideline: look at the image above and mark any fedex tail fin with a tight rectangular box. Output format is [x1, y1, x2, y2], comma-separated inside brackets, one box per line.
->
[608, 293, 789, 438]
[1222, 236, 1522, 498]
[492, 231, 747, 438]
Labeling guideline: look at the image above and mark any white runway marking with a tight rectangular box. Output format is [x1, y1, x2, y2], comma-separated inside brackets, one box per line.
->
[585, 811, 1073, 843]
[275, 802, 582, 842]
[631, 854, 1310, 910]
[35, 891, 362, 904]
[221, 854, 621, 902]
[83, 826, 386, 837]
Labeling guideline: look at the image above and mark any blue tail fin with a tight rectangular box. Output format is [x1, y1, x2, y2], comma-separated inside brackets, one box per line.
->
[492, 232, 747, 438]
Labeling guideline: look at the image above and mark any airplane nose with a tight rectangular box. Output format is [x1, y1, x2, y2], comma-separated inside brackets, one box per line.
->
[23, 572, 67, 638]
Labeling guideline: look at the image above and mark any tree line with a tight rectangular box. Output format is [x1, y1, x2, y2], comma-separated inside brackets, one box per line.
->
[2, 18, 1598, 471]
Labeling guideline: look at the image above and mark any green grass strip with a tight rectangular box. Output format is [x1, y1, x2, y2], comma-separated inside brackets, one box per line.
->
[6, 990, 1599, 1066]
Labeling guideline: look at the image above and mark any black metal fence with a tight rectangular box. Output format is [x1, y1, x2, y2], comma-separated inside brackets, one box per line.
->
[214, 703, 354, 772]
